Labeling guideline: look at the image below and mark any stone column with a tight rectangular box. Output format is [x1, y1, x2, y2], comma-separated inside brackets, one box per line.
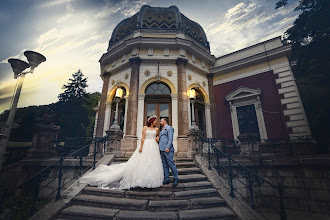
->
[88, 72, 110, 156]
[121, 57, 141, 157]
[176, 58, 191, 157]
[123, 97, 129, 137]
[207, 73, 218, 138]
[136, 94, 145, 141]
[176, 57, 189, 135]
[205, 103, 212, 138]
[171, 94, 178, 152]
[103, 102, 112, 135]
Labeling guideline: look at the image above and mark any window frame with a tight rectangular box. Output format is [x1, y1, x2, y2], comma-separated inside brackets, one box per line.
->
[225, 87, 268, 141]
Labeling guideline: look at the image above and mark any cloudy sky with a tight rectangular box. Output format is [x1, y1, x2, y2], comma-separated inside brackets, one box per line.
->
[0, 0, 299, 113]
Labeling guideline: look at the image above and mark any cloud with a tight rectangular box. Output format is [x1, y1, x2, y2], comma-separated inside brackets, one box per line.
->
[39, 0, 75, 9]
[206, 0, 299, 56]
[95, 0, 151, 19]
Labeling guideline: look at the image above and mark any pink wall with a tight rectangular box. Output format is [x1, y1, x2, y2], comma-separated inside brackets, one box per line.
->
[213, 71, 289, 140]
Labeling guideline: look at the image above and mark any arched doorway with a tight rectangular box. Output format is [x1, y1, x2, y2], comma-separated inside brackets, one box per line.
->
[144, 82, 172, 130]
[110, 87, 127, 131]
[190, 88, 206, 136]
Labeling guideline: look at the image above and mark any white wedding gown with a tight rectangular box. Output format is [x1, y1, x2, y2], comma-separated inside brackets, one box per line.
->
[79, 130, 164, 189]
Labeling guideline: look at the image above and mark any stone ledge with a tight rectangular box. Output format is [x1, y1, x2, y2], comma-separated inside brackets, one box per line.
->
[29, 154, 115, 220]
[194, 155, 264, 220]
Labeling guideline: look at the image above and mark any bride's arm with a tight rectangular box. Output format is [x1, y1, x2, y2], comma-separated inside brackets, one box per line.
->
[139, 126, 146, 152]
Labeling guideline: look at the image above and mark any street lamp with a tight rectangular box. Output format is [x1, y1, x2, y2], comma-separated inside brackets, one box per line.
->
[189, 88, 199, 130]
[110, 87, 123, 130]
[0, 51, 46, 171]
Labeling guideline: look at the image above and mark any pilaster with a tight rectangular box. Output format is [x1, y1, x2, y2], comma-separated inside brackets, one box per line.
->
[121, 57, 142, 157]
[207, 73, 217, 138]
[89, 72, 110, 156]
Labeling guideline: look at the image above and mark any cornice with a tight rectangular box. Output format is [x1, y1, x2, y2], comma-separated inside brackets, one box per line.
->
[211, 44, 291, 74]
[100, 35, 213, 66]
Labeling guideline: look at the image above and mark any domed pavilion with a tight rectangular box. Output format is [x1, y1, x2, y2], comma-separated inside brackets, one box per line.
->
[90, 5, 311, 157]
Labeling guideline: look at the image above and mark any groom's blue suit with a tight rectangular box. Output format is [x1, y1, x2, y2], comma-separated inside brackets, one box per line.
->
[159, 124, 179, 182]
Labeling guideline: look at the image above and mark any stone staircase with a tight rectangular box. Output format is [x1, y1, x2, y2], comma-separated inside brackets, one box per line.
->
[56, 157, 239, 220]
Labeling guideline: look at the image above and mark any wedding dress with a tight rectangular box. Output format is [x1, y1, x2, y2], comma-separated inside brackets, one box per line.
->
[79, 130, 164, 189]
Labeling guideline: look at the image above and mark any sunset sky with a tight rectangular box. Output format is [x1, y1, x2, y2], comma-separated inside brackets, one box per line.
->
[0, 0, 300, 113]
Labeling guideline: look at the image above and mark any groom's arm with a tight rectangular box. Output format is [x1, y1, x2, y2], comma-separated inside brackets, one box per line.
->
[165, 127, 174, 150]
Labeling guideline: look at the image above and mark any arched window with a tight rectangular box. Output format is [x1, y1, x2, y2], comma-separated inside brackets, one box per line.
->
[144, 82, 172, 130]
[146, 82, 171, 95]
[190, 88, 206, 136]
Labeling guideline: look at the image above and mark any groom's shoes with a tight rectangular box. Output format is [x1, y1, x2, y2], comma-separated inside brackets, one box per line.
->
[172, 178, 179, 187]
[163, 180, 170, 185]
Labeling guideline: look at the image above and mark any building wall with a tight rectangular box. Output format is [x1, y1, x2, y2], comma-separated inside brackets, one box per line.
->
[214, 70, 288, 140]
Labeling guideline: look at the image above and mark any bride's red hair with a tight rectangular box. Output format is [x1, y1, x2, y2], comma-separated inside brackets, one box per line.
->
[147, 117, 156, 127]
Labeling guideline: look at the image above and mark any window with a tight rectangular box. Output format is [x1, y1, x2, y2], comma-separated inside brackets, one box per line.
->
[236, 104, 260, 138]
[225, 86, 267, 141]
[145, 82, 171, 95]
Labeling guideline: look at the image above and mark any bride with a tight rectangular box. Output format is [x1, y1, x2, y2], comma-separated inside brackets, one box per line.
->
[79, 115, 164, 189]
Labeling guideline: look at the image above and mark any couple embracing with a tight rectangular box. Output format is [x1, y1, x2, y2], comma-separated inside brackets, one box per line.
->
[79, 116, 179, 189]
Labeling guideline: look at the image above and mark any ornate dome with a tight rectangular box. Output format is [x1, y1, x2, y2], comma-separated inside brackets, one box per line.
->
[108, 5, 210, 50]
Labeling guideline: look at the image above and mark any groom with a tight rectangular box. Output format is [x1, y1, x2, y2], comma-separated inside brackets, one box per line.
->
[157, 118, 179, 187]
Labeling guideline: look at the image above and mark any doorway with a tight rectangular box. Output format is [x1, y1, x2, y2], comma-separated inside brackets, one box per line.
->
[144, 82, 172, 130]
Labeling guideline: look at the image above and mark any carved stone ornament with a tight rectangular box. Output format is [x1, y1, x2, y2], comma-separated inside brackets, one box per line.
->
[145, 70, 150, 76]
[125, 74, 129, 79]
[203, 81, 206, 87]
[111, 80, 115, 85]
[167, 70, 173, 76]
[188, 75, 192, 80]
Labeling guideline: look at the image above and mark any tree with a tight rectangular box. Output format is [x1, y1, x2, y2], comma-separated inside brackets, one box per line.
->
[276, 0, 330, 152]
[56, 70, 89, 138]
[58, 70, 88, 102]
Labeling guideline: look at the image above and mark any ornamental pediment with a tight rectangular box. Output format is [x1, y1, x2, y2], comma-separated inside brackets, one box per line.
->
[225, 86, 261, 102]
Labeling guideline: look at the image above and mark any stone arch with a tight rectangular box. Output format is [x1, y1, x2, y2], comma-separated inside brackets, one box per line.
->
[139, 77, 177, 94]
[187, 83, 210, 104]
[107, 82, 130, 102]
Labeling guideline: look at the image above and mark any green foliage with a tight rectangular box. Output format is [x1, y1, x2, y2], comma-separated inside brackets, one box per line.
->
[0, 92, 101, 141]
[58, 69, 88, 102]
[276, 0, 330, 151]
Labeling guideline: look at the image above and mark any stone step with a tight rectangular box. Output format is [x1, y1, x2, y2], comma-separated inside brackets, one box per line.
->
[182, 181, 213, 190]
[190, 197, 226, 209]
[113, 157, 129, 162]
[148, 197, 226, 211]
[174, 188, 218, 199]
[115, 210, 178, 220]
[129, 183, 185, 192]
[113, 157, 194, 163]
[174, 158, 195, 162]
[171, 174, 208, 183]
[72, 194, 148, 210]
[59, 205, 119, 220]
[175, 167, 201, 174]
[126, 190, 174, 200]
[148, 199, 191, 211]
[83, 187, 126, 198]
[178, 207, 237, 220]
[175, 162, 197, 168]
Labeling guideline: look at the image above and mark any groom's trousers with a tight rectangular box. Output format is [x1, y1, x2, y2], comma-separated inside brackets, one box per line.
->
[161, 151, 179, 181]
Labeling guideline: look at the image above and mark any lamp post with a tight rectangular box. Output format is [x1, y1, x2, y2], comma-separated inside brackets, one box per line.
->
[110, 87, 123, 130]
[0, 51, 46, 171]
[189, 89, 199, 130]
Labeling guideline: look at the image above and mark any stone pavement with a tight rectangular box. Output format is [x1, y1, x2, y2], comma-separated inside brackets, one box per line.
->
[55, 157, 239, 219]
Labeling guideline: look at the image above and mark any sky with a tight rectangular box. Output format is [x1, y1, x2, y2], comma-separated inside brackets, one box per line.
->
[0, 0, 300, 113]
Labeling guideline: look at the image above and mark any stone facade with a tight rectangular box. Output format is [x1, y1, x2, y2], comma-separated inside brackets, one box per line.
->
[94, 5, 311, 158]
